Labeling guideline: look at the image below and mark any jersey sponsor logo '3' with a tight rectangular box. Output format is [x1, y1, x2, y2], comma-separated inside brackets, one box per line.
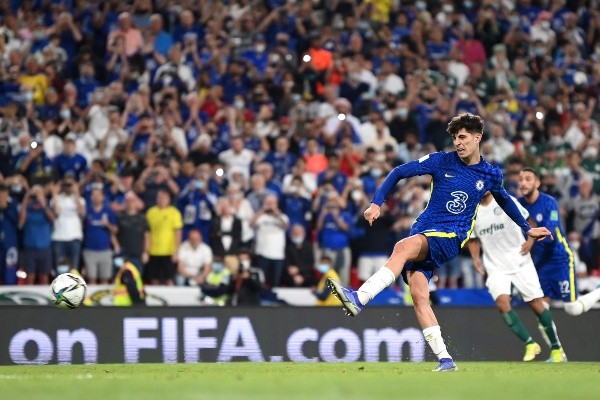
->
[446, 191, 468, 214]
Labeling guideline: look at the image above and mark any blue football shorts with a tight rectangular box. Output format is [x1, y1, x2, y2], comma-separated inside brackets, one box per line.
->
[402, 230, 461, 285]
[537, 261, 578, 302]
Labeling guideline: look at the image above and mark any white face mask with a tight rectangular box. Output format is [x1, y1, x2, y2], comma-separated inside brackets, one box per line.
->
[570, 241, 580, 251]
[316, 263, 329, 273]
[582, 147, 598, 159]
[255, 44, 266, 53]
[351, 189, 362, 202]
[541, 21, 550, 30]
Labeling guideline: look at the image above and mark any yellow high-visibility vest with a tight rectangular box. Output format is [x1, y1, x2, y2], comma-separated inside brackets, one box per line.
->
[113, 262, 145, 306]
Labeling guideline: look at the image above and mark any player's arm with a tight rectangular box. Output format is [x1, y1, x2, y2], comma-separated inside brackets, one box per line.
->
[365, 153, 442, 225]
[490, 178, 552, 241]
[466, 238, 484, 275]
[538, 197, 563, 244]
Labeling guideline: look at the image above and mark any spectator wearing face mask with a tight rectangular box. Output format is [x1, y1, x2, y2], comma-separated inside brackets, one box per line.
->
[231, 248, 265, 306]
[200, 256, 233, 306]
[283, 224, 315, 288]
[311, 255, 342, 306]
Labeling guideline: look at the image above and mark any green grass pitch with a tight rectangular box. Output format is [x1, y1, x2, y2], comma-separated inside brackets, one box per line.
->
[1, 362, 597, 400]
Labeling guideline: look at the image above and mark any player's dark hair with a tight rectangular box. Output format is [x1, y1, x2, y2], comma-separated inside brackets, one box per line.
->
[446, 113, 484, 136]
[521, 167, 540, 179]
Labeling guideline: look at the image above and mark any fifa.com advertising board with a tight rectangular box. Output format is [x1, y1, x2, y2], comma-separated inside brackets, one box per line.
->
[0, 307, 598, 365]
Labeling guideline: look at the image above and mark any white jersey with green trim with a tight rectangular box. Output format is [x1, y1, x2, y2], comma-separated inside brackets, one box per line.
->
[471, 196, 534, 274]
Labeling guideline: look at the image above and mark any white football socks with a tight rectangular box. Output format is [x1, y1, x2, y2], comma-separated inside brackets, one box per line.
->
[356, 266, 396, 305]
[423, 325, 452, 360]
[564, 287, 600, 316]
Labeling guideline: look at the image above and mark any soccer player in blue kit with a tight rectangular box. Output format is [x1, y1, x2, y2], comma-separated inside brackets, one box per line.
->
[518, 168, 600, 355]
[327, 113, 553, 372]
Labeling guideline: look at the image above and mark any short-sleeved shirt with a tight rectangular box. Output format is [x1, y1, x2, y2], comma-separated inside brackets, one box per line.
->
[23, 204, 52, 249]
[472, 196, 532, 274]
[84, 205, 117, 251]
[146, 205, 183, 256]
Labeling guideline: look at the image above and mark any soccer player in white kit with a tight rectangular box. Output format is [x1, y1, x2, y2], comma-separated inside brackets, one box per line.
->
[467, 191, 565, 362]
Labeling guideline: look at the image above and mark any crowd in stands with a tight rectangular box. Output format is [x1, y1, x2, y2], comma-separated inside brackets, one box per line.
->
[1, 0, 599, 295]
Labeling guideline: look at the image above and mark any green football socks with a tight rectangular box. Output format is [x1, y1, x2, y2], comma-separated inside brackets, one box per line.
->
[537, 309, 561, 350]
[502, 310, 533, 344]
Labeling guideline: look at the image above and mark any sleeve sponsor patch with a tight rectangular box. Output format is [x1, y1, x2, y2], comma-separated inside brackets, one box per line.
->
[550, 210, 559, 221]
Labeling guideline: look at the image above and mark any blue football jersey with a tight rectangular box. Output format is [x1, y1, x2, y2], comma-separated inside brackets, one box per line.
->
[372, 152, 531, 247]
[518, 192, 574, 268]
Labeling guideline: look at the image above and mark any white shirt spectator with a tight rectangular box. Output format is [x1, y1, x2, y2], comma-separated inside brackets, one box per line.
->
[74, 130, 99, 164]
[177, 240, 213, 284]
[88, 104, 109, 141]
[254, 213, 289, 260]
[380, 73, 405, 96]
[359, 68, 378, 94]
[167, 125, 189, 156]
[51, 194, 85, 241]
[218, 148, 255, 180]
[233, 198, 255, 243]
[448, 60, 470, 87]
[43, 135, 63, 159]
[324, 114, 362, 142]
[154, 62, 195, 93]
[101, 127, 128, 159]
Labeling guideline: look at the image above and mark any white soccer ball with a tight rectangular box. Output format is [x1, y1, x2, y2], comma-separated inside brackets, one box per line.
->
[50, 273, 87, 309]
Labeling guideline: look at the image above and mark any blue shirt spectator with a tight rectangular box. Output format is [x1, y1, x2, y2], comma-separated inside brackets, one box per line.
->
[22, 198, 53, 249]
[53, 135, 88, 180]
[84, 189, 117, 251]
[177, 180, 216, 243]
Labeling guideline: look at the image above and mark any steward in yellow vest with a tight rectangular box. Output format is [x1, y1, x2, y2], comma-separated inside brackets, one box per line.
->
[312, 255, 342, 306]
[113, 256, 146, 306]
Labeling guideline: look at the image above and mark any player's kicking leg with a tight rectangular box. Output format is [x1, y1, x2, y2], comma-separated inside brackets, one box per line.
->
[327, 234, 428, 317]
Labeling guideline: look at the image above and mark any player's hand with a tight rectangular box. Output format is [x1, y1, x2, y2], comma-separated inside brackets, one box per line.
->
[527, 227, 553, 241]
[520, 237, 535, 255]
[363, 203, 381, 226]
[473, 258, 484, 275]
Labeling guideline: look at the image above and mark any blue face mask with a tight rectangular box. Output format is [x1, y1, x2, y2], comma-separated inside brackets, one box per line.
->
[194, 179, 205, 190]
[317, 263, 329, 274]
[57, 264, 70, 275]
[213, 262, 224, 273]
[114, 257, 125, 269]
[291, 236, 304, 245]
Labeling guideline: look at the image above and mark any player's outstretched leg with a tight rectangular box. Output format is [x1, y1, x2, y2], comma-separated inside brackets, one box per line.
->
[327, 278, 364, 316]
[563, 285, 600, 316]
[328, 235, 428, 317]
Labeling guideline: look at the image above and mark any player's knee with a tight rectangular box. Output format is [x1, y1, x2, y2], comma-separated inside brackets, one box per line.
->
[409, 285, 430, 307]
[564, 301, 584, 316]
[496, 297, 511, 313]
